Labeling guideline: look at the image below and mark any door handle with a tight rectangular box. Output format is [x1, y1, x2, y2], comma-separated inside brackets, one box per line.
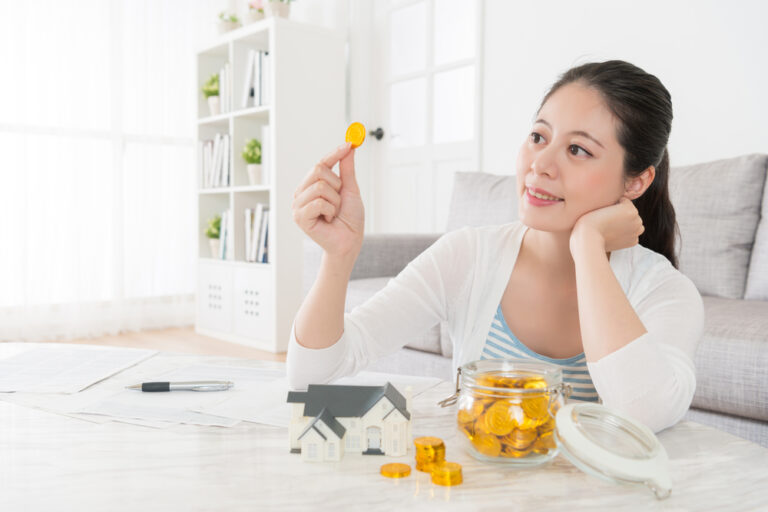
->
[369, 127, 385, 140]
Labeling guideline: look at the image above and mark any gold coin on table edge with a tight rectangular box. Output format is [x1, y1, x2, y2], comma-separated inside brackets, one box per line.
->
[414, 436, 444, 446]
[380, 462, 411, 478]
[345, 122, 366, 148]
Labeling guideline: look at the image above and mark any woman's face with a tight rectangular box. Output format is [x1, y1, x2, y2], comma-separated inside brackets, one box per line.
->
[516, 82, 626, 232]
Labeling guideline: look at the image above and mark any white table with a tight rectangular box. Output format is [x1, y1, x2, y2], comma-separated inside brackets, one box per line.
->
[1, 348, 767, 511]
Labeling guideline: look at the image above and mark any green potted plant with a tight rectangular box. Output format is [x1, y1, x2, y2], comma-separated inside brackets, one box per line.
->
[246, 0, 265, 23]
[217, 11, 241, 34]
[205, 214, 221, 258]
[266, 0, 295, 18]
[202, 73, 220, 117]
[242, 138, 263, 185]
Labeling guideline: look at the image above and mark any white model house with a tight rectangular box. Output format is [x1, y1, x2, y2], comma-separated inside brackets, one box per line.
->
[287, 382, 412, 462]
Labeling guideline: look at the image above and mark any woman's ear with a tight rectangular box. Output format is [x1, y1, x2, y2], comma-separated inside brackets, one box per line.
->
[624, 166, 656, 200]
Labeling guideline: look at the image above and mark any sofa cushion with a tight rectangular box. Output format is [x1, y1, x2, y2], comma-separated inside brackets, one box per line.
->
[691, 296, 768, 422]
[446, 172, 519, 231]
[669, 154, 768, 299]
[745, 155, 768, 300]
[345, 277, 443, 355]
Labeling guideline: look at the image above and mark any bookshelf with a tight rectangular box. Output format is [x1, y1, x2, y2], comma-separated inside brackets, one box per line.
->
[195, 18, 345, 352]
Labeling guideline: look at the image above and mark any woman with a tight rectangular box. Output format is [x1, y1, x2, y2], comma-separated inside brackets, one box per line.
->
[287, 60, 704, 433]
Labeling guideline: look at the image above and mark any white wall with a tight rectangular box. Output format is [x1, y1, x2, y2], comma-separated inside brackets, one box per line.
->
[482, 0, 768, 174]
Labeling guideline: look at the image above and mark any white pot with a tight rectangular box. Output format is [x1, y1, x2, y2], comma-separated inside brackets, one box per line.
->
[208, 238, 221, 259]
[246, 10, 265, 23]
[217, 20, 241, 34]
[207, 96, 220, 117]
[266, 1, 290, 18]
[247, 164, 262, 186]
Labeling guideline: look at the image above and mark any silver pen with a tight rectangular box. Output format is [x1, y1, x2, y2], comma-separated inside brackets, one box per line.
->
[125, 380, 234, 392]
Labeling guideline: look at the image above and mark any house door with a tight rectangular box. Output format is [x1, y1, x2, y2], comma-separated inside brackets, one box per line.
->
[366, 426, 381, 450]
[370, 0, 483, 233]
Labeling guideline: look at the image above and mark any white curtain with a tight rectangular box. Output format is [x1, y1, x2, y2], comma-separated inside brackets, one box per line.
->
[0, 0, 220, 342]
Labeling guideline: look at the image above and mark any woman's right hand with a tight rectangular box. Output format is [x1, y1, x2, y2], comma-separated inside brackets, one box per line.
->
[292, 142, 365, 258]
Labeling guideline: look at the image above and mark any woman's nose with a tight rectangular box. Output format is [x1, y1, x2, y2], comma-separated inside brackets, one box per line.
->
[531, 147, 558, 178]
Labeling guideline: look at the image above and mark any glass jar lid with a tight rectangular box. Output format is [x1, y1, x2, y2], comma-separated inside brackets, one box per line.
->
[555, 403, 672, 500]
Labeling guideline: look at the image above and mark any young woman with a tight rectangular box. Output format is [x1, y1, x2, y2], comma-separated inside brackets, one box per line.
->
[287, 60, 704, 433]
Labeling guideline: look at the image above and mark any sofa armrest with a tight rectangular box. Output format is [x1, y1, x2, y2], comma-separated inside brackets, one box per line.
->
[302, 233, 442, 296]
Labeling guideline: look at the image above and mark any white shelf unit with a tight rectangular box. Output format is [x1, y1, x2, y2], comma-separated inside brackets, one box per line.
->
[195, 18, 345, 352]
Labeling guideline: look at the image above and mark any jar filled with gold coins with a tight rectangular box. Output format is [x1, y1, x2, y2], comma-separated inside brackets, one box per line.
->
[450, 359, 571, 466]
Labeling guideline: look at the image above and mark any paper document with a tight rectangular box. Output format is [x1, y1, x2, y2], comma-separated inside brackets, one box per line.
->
[197, 370, 443, 428]
[0, 344, 157, 393]
[78, 364, 284, 428]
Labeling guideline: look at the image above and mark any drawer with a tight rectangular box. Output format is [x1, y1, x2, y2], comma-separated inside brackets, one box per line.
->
[232, 265, 274, 341]
[197, 262, 233, 333]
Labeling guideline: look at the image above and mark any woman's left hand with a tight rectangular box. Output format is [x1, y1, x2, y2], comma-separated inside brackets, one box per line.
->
[569, 196, 645, 255]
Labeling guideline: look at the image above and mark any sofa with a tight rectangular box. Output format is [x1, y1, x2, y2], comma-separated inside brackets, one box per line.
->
[302, 153, 768, 447]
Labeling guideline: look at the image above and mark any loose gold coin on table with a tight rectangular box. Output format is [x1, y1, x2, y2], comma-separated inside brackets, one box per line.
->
[345, 122, 366, 148]
[380, 462, 412, 478]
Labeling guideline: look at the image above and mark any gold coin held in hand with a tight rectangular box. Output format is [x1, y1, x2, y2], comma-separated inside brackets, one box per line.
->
[345, 122, 366, 148]
[380, 462, 412, 478]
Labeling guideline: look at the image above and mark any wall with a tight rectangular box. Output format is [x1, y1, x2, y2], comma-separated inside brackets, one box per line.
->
[481, 0, 768, 174]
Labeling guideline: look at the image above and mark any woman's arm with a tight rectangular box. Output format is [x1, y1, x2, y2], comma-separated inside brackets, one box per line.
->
[571, 228, 705, 432]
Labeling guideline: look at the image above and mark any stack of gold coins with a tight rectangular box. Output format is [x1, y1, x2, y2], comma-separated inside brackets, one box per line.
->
[413, 436, 446, 472]
[431, 461, 463, 486]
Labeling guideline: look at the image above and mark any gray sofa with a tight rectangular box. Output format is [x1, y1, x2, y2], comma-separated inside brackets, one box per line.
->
[303, 153, 768, 447]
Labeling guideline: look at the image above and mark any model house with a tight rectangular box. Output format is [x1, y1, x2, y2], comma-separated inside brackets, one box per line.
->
[287, 383, 412, 462]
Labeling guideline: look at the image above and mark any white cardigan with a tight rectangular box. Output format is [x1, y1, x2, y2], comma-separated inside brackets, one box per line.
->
[287, 221, 705, 433]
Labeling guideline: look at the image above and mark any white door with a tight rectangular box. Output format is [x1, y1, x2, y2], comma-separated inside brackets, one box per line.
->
[366, 426, 382, 450]
[371, 0, 483, 233]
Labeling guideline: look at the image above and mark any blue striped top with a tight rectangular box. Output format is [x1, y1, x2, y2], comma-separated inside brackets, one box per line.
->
[481, 304, 600, 403]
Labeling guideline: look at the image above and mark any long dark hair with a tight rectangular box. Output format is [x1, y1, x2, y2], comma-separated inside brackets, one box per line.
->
[538, 60, 679, 269]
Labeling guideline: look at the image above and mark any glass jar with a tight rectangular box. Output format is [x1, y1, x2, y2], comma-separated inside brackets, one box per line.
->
[451, 358, 571, 467]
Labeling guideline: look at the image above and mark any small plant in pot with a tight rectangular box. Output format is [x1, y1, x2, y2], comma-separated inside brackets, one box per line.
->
[202, 73, 220, 117]
[217, 11, 241, 33]
[205, 214, 222, 258]
[242, 138, 263, 185]
[266, 0, 295, 18]
[246, 0, 265, 23]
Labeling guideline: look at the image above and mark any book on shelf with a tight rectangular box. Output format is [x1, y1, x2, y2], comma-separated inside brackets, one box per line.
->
[240, 49, 271, 109]
[198, 133, 231, 188]
[217, 209, 233, 260]
[244, 204, 269, 263]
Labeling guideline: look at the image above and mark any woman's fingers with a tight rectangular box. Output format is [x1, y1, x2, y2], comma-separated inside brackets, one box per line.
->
[295, 197, 336, 228]
[292, 180, 342, 222]
[294, 162, 343, 200]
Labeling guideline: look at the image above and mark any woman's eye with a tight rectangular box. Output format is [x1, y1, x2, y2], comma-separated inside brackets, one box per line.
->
[569, 144, 591, 157]
[530, 132, 544, 144]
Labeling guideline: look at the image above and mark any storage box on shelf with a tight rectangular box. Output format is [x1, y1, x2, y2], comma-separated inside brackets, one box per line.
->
[196, 18, 344, 352]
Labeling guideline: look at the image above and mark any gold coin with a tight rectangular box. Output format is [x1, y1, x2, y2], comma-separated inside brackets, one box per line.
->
[484, 401, 518, 436]
[532, 431, 556, 454]
[380, 462, 411, 478]
[471, 433, 502, 457]
[345, 122, 366, 148]
[431, 462, 463, 486]
[501, 443, 534, 458]
[501, 428, 537, 451]
[538, 415, 555, 434]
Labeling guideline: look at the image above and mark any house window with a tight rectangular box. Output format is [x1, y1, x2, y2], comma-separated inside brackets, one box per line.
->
[328, 443, 335, 459]
[308, 443, 318, 460]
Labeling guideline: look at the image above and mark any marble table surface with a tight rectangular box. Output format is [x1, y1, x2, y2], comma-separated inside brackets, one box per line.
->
[1, 346, 767, 512]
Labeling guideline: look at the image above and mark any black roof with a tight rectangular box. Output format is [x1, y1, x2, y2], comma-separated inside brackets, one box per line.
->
[287, 382, 410, 421]
[297, 407, 346, 441]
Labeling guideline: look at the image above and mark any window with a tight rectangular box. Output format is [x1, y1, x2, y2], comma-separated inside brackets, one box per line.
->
[0, 0, 218, 341]
[327, 442, 335, 459]
[307, 443, 318, 460]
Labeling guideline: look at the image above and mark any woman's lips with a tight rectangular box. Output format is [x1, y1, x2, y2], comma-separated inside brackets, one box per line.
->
[525, 188, 564, 206]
